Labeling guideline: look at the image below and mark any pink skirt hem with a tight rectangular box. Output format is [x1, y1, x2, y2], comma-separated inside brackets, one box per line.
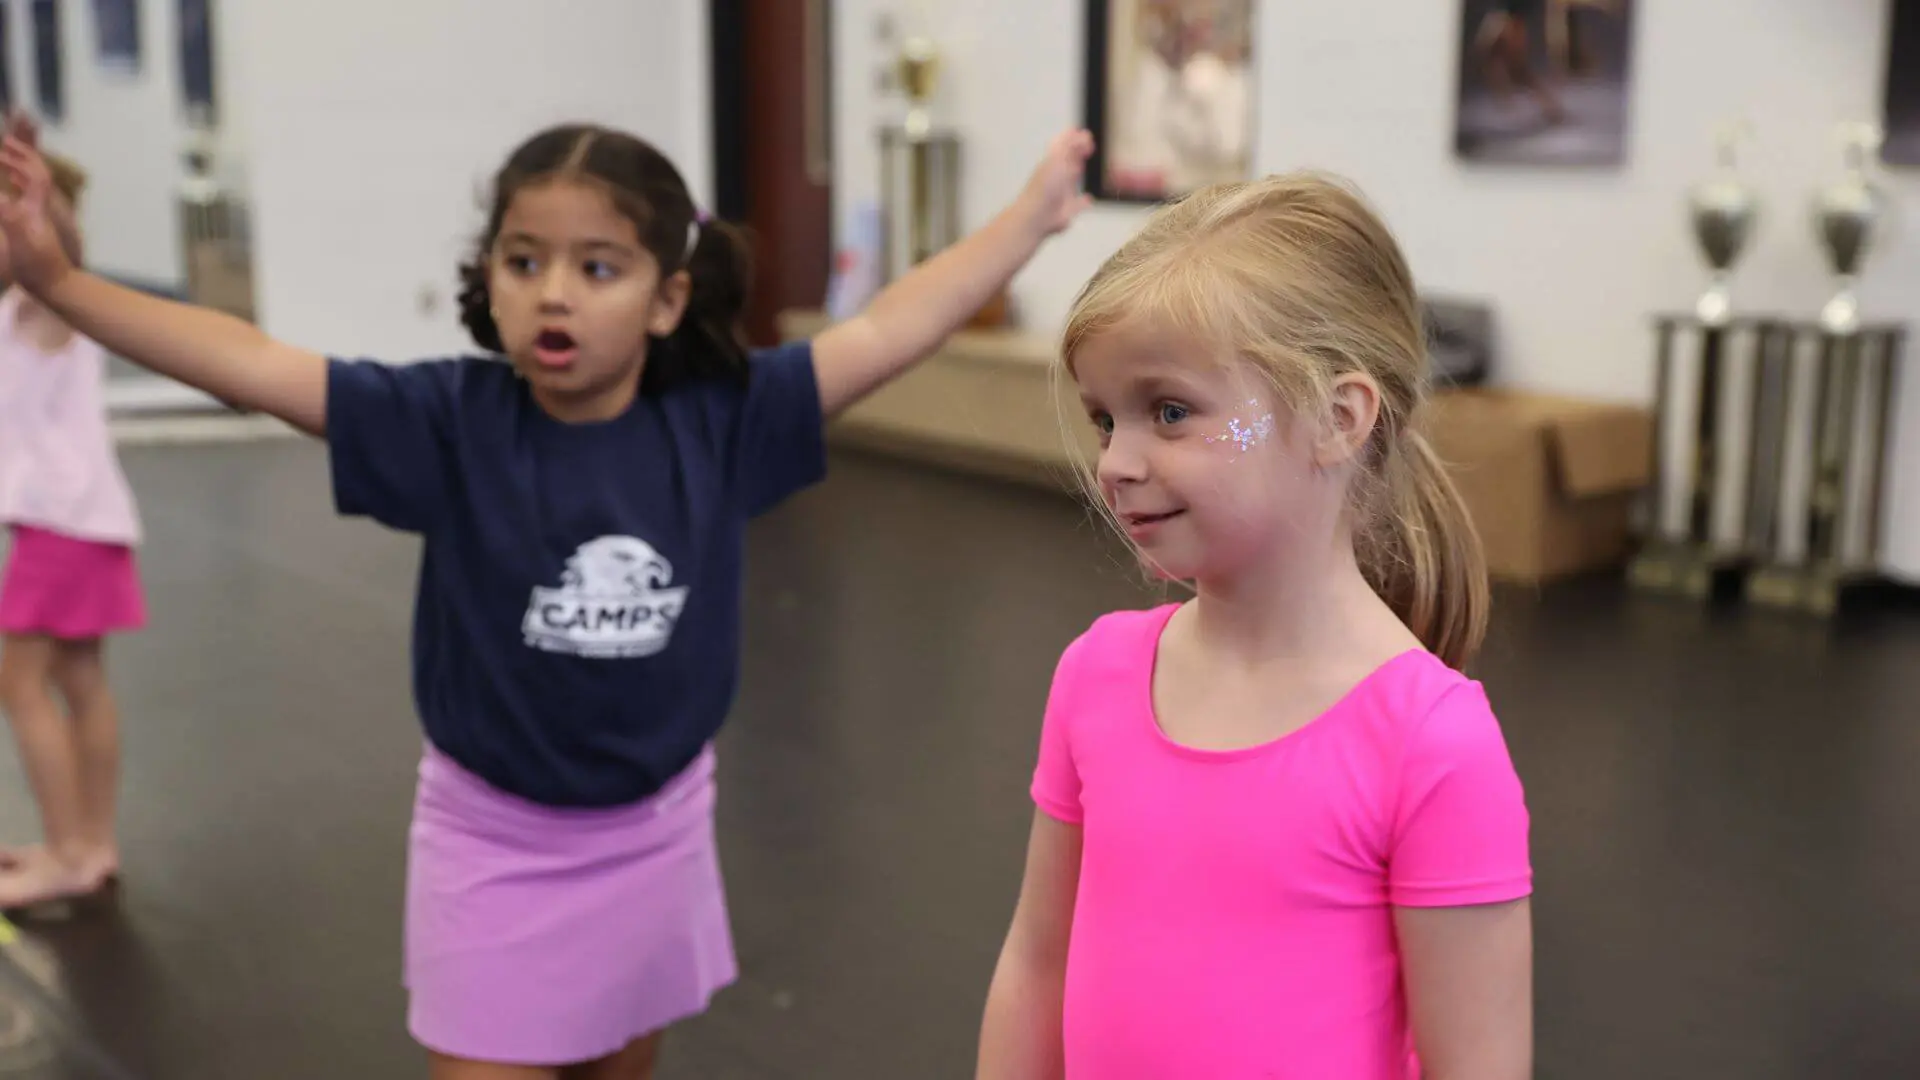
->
[0, 524, 145, 639]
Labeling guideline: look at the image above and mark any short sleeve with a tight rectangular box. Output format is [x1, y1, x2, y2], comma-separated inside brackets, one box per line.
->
[735, 339, 826, 517]
[1030, 635, 1089, 825]
[326, 357, 459, 533]
[1388, 682, 1532, 908]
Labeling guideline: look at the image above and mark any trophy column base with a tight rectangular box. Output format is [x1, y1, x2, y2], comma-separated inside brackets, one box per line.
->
[1628, 542, 1748, 602]
[1744, 562, 1875, 617]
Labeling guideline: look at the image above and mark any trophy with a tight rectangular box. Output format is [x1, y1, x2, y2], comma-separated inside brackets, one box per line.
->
[1742, 122, 1906, 616]
[1687, 120, 1758, 328]
[1813, 122, 1886, 336]
[879, 35, 961, 282]
[1633, 122, 1766, 600]
[176, 127, 256, 323]
[1805, 123, 1886, 604]
[897, 36, 940, 140]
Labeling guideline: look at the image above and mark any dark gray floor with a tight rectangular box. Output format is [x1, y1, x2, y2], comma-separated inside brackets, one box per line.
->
[1, 438, 1918, 1079]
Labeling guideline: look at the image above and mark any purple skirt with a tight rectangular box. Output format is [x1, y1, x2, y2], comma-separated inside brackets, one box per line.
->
[405, 741, 737, 1065]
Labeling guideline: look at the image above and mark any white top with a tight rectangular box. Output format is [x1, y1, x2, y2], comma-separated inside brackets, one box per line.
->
[0, 288, 141, 546]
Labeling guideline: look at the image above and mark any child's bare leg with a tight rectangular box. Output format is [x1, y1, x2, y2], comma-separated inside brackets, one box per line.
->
[0, 633, 96, 904]
[0, 634, 56, 865]
[427, 1054, 555, 1080]
[560, 1030, 664, 1076]
[422, 1031, 660, 1080]
[562, 1033, 663, 1080]
[52, 638, 118, 879]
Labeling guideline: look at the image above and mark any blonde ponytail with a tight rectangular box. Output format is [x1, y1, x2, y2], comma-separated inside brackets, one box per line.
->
[1361, 428, 1489, 669]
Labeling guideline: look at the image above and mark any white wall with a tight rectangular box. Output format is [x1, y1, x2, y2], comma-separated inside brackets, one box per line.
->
[11, 0, 245, 288]
[238, 0, 710, 362]
[832, 0, 1920, 581]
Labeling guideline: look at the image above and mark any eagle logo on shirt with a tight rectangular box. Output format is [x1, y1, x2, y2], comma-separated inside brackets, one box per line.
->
[521, 536, 690, 659]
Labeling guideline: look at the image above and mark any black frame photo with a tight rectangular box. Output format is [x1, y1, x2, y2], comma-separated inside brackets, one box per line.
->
[1082, 0, 1256, 203]
[30, 0, 60, 122]
[0, 2, 14, 115]
[1451, 0, 1636, 167]
[93, 0, 140, 73]
[1882, 0, 1920, 166]
[178, 0, 214, 121]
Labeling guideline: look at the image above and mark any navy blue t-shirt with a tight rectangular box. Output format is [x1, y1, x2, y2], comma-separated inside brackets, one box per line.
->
[325, 341, 826, 807]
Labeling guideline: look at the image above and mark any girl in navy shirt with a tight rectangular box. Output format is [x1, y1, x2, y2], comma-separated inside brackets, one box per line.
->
[0, 112, 1093, 1078]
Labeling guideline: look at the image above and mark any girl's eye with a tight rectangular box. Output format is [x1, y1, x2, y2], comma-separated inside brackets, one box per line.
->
[1090, 412, 1115, 436]
[584, 260, 619, 281]
[504, 254, 538, 275]
[1157, 402, 1190, 425]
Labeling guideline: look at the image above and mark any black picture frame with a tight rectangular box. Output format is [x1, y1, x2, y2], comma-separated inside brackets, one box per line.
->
[177, 0, 214, 121]
[0, 2, 15, 115]
[708, 0, 747, 222]
[1450, 0, 1637, 168]
[30, 0, 60, 122]
[93, 0, 140, 73]
[1882, 0, 1920, 166]
[1082, 0, 1257, 204]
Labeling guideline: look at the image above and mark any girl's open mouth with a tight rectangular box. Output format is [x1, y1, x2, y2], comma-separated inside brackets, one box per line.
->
[533, 329, 578, 369]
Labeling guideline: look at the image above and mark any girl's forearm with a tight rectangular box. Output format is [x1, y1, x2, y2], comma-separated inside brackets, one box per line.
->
[976, 948, 1067, 1080]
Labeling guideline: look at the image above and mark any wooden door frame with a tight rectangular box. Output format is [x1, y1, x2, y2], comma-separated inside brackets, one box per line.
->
[708, 0, 748, 222]
[708, 0, 832, 221]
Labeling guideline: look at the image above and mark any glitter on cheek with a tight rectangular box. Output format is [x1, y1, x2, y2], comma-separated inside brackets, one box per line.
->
[1204, 398, 1276, 456]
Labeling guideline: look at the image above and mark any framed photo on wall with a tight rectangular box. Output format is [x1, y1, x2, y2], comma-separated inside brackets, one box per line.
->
[0, 2, 14, 114]
[178, 0, 214, 122]
[93, 0, 140, 73]
[1082, 0, 1255, 203]
[30, 0, 60, 122]
[1452, 0, 1635, 167]
[1882, 0, 1920, 165]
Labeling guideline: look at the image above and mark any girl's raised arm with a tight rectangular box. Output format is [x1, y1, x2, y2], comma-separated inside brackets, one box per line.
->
[0, 115, 328, 436]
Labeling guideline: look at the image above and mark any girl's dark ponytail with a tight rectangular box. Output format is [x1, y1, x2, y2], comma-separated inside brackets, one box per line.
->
[456, 251, 502, 354]
[654, 214, 754, 388]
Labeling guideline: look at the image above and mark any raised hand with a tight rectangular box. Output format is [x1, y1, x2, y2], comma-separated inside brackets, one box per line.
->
[4, 109, 40, 150]
[1014, 128, 1097, 239]
[0, 122, 76, 295]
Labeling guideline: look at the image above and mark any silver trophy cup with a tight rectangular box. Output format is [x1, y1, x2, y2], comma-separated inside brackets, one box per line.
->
[1813, 123, 1886, 336]
[1687, 123, 1758, 327]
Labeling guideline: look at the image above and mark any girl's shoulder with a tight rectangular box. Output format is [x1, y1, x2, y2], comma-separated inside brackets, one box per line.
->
[414, 353, 516, 385]
[438, 354, 520, 399]
[653, 338, 813, 403]
[1083, 602, 1180, 643]
[1347, 649, 1508, 773]
[0, 292, 100, 366]
[328, 352, 516, 401]
[642, 339, 817, 446]
[1055, 603, 1180, 683]
[331, 351, 506, 375]
[1382, 649, 1487, 719]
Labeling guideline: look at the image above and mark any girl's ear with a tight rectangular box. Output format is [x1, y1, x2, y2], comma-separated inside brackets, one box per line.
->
[647, 269, 691, 337]
[1317, 373, 1382, 467]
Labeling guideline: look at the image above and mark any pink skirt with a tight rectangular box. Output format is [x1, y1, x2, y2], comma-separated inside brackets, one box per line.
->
[405, 740, 738, 1066]
[0, 524, 146, 639]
